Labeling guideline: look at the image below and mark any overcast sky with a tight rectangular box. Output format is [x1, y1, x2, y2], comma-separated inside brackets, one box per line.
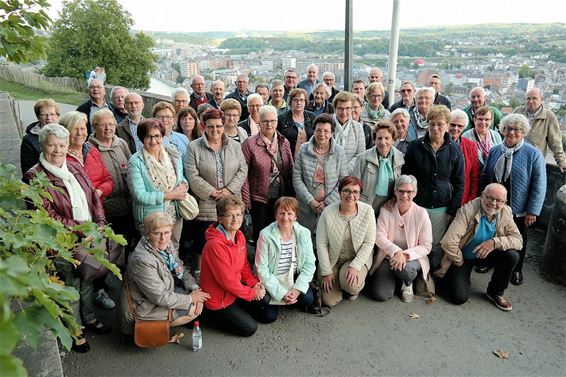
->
[46, 0, 563, 32]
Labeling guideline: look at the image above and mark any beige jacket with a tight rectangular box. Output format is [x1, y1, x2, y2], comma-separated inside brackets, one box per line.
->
[184, 135, 248, 221]
[435, 197, 523, 278]
[120, 239, 198, 334]
[514, 105, 565, 168]
[316, 201, 376, 276]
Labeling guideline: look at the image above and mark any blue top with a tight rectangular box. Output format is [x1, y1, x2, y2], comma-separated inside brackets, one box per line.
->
[163, 131, 190, 162]
[462, 215, 496, 260]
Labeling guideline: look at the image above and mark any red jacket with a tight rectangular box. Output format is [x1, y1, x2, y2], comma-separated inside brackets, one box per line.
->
[24, 160, 106, 227]
[67, 143, 113, 199]
[200, 224, 259, 310]
[241, 132, 293, 207]
[459, 137, 480, 205]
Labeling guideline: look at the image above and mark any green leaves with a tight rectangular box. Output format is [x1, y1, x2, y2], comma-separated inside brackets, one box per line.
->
[0, 0, 52, 64]
[43, 0, 157, 90]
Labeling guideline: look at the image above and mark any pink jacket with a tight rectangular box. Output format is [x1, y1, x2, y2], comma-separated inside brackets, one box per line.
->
[372, 202, 433, 291]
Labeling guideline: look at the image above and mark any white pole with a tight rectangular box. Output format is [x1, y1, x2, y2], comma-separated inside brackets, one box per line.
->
[387, 0, 401, 108]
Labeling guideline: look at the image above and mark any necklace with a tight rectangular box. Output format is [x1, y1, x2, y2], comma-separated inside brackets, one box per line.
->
[314, 144, 329, 155]
[68, 148, 83, 160]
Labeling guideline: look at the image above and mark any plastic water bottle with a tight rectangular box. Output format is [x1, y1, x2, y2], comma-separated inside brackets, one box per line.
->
[192, 321, 202, 352]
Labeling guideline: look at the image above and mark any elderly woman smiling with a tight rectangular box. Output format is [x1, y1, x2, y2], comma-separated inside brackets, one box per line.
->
[367, 175, 433, 302]
[120, 212, 209, 339]
[24, 124, 109, 353]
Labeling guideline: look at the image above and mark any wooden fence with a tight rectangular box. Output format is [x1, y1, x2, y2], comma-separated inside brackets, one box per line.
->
[0, 64, 85, 94]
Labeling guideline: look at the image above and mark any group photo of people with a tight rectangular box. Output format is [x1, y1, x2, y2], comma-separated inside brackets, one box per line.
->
[21, 65, 562, 353]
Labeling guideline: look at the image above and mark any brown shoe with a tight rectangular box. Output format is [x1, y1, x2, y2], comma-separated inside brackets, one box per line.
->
[486, 292, 512, 311]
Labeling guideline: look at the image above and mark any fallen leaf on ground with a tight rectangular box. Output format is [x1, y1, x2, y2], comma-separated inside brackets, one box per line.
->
[169, 332, 185, 344]
[408, 312, 420, 319]
[426, 297, 436, 305]
[493, 349, 509, 360]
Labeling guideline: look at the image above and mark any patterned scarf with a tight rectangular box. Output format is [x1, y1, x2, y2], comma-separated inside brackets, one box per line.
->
[140, 236, 183, 279]
[494, 139, 524, 183]
[375, 150, 393, 196]
[142, 146, 178, 220]
[414, 109, 428, 130]
[364, 102, 387, 121]
[261, 131, 280, 176]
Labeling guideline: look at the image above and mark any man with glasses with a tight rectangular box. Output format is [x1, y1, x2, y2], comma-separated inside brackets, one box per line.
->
[322, 71, 340, 103]
[462, 87, 502, 132]
[117, 93, 145, 153]
[283, 68, 299, 102]
[435, 183, 522, 311]
[226, 74, 251, 122]
[513, 87, 565, 172]
[389, 81, 416, 113]
[172, 88, 190, 114]
[77, 79, 112, 135]
[189, 75, 214, 111]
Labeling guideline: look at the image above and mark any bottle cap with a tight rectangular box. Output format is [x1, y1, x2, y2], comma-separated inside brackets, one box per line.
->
[194, 321, 199, 326]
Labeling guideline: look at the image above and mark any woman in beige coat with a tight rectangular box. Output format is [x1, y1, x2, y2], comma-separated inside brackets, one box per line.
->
[184, 108, 248, 271]
[120, 212, 209, 336]
[316, 176, 376, 306]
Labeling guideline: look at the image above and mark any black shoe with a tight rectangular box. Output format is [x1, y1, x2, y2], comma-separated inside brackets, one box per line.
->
[475, 266, 489, 273]
[84, 319, 112, 335]
[72, 335, 91, 353]
[510, 271, 524, 286]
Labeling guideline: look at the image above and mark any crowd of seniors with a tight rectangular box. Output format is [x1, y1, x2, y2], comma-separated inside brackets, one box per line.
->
[19, 70, 556, 350]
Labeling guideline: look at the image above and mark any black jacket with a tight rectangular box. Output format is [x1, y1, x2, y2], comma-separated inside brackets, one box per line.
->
[20, 121, 41, 176]
[225, 90, 250, 122]
[276, 109, 316, 155]
[76, 99, 113, 135]
[434, 93, 452, 110]
[401, 132, 464, 216]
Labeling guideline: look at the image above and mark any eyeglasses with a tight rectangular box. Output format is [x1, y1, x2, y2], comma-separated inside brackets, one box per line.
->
[222, 213, 243, 220]
[369, 94, 383, 99]
[483, 194, 506, 205]
[397, 189, 415, 195]
[428, 122, 446, 128]
[150, 230, 172, 238]
[449, 123, 465, 129]
[261, 120, 277, 125]
[335, 107, 351, 112]
[400, 89, 412, 93]
[157, 115, 174, 120]
[314, 129, 332, 135]
[293, 98, 306, 103]
[206, 125, 224, 130]
[505, 127, 523, 133]
[40, 113, 58, 118]
[341, 189, 360, 196]
[145, 134, 162, 140]
[95, 123, 116, 128]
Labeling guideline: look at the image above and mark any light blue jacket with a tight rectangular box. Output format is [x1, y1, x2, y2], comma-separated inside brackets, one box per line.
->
[255, 221, 316, 301]
[128, 149, 187, 224]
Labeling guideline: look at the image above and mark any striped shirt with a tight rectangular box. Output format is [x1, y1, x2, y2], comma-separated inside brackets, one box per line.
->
[276, 237, 297, 275]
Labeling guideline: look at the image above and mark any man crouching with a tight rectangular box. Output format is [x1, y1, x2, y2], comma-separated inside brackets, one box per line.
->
[435, 183, 522, 311]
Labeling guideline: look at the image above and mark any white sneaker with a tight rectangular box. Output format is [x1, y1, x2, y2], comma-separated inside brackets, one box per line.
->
[95, 289, 115, 310]
[400, 282, 414, 303]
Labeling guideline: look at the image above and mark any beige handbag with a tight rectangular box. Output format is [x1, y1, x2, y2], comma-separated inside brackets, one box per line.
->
[176, 193, 199, 220]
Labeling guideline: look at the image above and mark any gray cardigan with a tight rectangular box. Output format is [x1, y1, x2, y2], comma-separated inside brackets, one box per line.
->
[184, 135, 248, 221]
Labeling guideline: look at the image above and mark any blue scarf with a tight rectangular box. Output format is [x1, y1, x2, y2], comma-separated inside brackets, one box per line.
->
[141, 236, 183, 279]
[375, 150, 393, 196]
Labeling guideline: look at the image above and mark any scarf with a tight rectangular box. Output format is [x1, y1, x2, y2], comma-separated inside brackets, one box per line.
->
[142, 146, 178, 220]
[494, 139, 524, 183]
[140, 236, 183, 279]
[333, 114, 353, 147]
[375, 150, 394, 196]
[414, 109, 428, 130]
[364, 102, 386, 121]
[294, 122, 307, 160]
[40, 154, 92, 221]
[261, 131, 280, 176]
[474, 129, 493, 161]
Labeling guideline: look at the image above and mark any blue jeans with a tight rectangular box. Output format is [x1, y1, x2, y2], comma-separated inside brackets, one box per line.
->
[263, 287, 315, 322]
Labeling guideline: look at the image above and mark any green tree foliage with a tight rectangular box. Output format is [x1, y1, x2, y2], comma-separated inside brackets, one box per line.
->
[43, 0, 157, 90]
[0, 163, 124, 376]
[0, 0, 52, 63]
[518, 64, 535, 79]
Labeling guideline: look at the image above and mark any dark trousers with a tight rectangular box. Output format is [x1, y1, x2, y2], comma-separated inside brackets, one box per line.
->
[263, 287, 315, 322]
[442, 249, 519, 305]
[250, 199, 277, 244]
[193, 220, 214, 255]
[514, 216, 528, 273]
[204, 295, 274, 337]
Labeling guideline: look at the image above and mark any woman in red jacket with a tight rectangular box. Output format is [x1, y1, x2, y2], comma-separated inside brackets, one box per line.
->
[448, 109, 480, 205]
[199, 195, 274, 337]
[241, 105, 294, 244]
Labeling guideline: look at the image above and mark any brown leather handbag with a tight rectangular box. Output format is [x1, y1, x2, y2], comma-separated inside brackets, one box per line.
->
[125, 279, 171, 348]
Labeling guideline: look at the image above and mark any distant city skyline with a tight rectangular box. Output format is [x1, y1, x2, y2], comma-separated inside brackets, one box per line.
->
[45, 0, 563, 33]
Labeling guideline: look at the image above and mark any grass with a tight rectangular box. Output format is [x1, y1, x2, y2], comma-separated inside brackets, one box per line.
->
[0, 78, 86, 106]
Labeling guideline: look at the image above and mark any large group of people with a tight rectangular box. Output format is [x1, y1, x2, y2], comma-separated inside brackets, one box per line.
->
[21, 65, 560, 352]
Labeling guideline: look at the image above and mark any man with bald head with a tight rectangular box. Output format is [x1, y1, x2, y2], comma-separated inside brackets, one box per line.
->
[368, 67, 389, 109]
[462, 87, 502, 132]
[297, 63, 320, 97]
[435, 183, 522, 311]
[226, 74, 251, 121]
[116, 92, 145, 153]
[189, 75, 214, 111]
[513, 87, 565, 172]
[210, 80, 226, 109]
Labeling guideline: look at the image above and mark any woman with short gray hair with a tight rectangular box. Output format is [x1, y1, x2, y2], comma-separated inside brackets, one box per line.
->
[390, 108, 415, 153]
[306, 82, 334, 116]
[410, 87, 436, 132]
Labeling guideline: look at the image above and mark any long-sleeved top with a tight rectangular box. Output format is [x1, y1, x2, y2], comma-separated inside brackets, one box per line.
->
[120, 238, 198, 334]
[89, 136, 132, 216]
[480, 142, 546, 216]
[128, 148, 187, 225]
[241, 132, 293, 206]
[436, 197, 523, 278]
[352, 146, 405, 210]
[292, 137, 348, 228]
[316, 201, 376, 276]
[200, 224, 259, 310]
[20, 121, 41, 176]
[462, 104, 503, 133]
[184, 135, 248, 221]
[461, 128, 503, 167]
[255, 221, 316, 301]
[402, 132, 465, 216]
[333, 117, 366, 174]
[514, 105, 566, 169]
[67, 143, 113, 199]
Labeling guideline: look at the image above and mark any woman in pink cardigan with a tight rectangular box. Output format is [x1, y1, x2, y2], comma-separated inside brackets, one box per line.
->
[367, 175, 433, 302]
